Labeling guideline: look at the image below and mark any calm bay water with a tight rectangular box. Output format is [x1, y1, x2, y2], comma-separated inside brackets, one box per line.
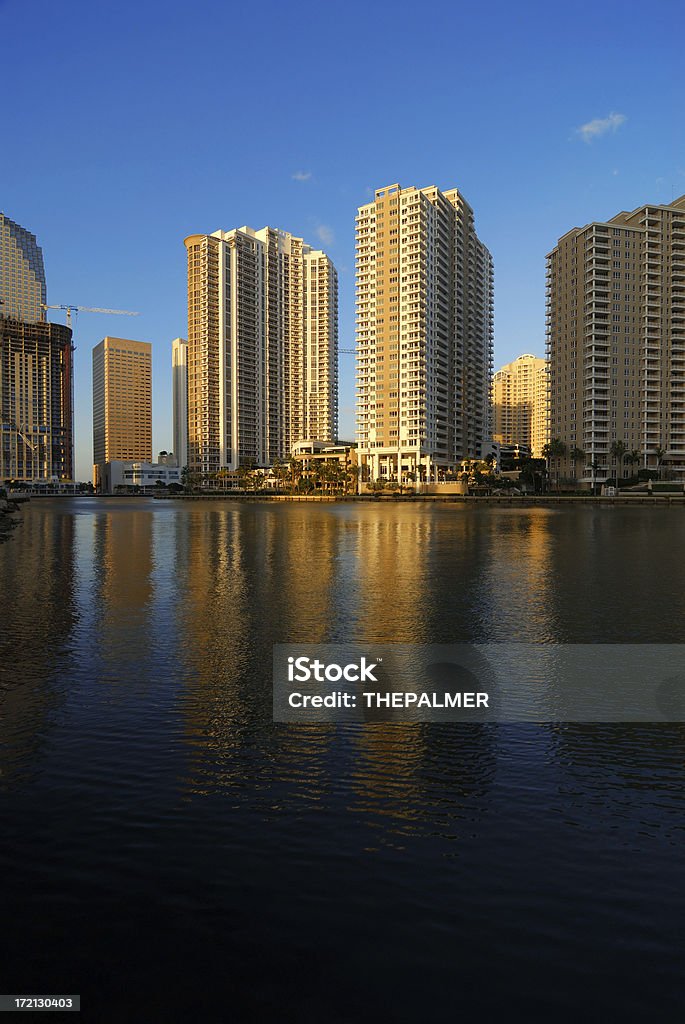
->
[1, 498, 684, 1021]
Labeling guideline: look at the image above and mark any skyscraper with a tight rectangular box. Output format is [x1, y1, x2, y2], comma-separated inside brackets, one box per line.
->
[184, 226, 338, 476]
[92, 337, 152, 486]
[172, 337, 188, 470]
[0, 213, 47, 323]
[0, 318, 73, 481]
[0, 214, 74, 482]
[355, 184, 493, 482]
[492, 353, 548, 456]
[547, 194, 685, 485]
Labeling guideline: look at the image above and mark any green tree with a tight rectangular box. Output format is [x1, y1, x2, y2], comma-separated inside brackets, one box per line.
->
[654, 445, 666, 481]
[542, 439, 567, 490]
[590, 458, 601, 496]
[625, 448, 640, 481]
[610, 440, 627, 490]
[569, 446, 586, 483]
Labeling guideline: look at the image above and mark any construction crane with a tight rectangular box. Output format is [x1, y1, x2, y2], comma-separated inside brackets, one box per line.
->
[339, 348, 356, 354]
[42, 304, 140, 330]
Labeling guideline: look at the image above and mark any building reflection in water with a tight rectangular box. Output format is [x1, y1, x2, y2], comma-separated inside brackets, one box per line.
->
[174, 503, 498, 842]
[0, 504, 76, 784]
[90, 502, 156, 691]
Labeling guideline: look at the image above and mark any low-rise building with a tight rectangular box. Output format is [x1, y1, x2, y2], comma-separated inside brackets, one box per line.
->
[98, 460, 181, 493]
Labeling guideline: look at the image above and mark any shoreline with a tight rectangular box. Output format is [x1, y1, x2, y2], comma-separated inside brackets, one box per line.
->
[150, 493, 685, 506]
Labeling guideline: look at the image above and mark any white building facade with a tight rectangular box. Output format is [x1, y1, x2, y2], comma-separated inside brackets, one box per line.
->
[184, 227, 338, 475]
[355, 184, 493, 482]
[171, 337, 188, 470]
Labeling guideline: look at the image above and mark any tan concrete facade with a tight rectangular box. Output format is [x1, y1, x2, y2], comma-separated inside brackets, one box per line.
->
[92, 337, 152, 483]
[547, 194, 685, 483]
[492, 353, 548, 456]
[355, 184, 493, 482]
[185, 227, 338, 475]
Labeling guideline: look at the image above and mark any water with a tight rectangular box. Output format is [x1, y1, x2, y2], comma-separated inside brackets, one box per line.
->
[1, 499, 684, 1021]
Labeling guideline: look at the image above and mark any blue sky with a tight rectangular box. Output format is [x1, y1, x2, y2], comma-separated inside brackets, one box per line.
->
[2, 0, 684, 480]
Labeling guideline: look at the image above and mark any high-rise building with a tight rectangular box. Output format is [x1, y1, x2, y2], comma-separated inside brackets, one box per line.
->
[492, 353, 548, 456]
[355, 183, 493, 482]
[0, 213, 47, 323]
[0, 214, 74, 482]
[92, 337, 152, 487]
[171, 337, 188, 470]
[184, 226, 338, 475]
[547, 194, 685, 484]
[0, 317, 74, 481]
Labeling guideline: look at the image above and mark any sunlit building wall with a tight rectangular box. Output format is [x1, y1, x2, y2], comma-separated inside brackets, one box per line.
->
[355, 183, 493, 482]
[547, 193, 685, 482]
[172, 337, 188, 470]
[184, 227, 338, 475]
[492, 353, 548, 456]
[92, 336, 152, 487]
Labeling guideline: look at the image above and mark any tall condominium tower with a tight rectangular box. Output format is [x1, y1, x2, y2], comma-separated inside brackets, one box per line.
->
[172, 337, 188, 470]
[0, 317, 74, 481]
[355, 183, 493, 482]
[492, 353, 548, 456]
[92, 337, 152, 484]
[547, 194, 685, 484]
[0, 213, 47, 323]
[184, 226, 338, 475]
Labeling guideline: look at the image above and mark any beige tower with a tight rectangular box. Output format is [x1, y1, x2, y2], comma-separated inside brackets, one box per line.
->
[184, 226, 338, 476]
[547, 194, 685, 485]
[492, 354, 548, 456]
[355, 183, 493, 483]
[92, 337, 152, 485]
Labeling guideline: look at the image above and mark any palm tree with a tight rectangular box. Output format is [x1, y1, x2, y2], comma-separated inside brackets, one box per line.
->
[654, 445, 666, 481]
[609, 440, 627, 491]
[288, 455, 300, 494]
[542, 439, 567, 490]
[625, 449, 640, 483]
[569, 446, 586, 483]
[590, 458, 601, 496]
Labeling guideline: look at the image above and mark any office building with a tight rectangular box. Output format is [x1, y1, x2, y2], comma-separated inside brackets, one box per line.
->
[184, 226, 338, 475]
[0, 213, 47, 323]
[355, 183, 493, 482]
[97, 459, 181, 494]
[0, 317, 74, 481]
[547, 194, 685, 484]
[171, 337, 188, 469]
[492, 353, 548, 456]
[92, 337, 152, 488]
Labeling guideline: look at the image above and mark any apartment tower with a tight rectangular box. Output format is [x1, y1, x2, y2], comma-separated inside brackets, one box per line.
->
[547, 194, 685, 484]
[355, 184, 493, 482]
[492, 353, 548, 456]
[184, 227, 338, 475]
[172, 337, 188, 469]
[92, 337, 152, 486]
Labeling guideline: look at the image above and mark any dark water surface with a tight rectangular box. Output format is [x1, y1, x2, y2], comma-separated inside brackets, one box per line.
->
[1, 498, 684, 1022]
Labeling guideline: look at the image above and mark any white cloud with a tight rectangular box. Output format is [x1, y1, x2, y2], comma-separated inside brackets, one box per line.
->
[576, 112, 627, 143]
[292, 170, 312, 182]
[315, 224, 334, 246]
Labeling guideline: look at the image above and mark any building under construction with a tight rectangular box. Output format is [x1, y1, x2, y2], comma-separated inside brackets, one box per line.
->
[0, 316, 74, 482]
